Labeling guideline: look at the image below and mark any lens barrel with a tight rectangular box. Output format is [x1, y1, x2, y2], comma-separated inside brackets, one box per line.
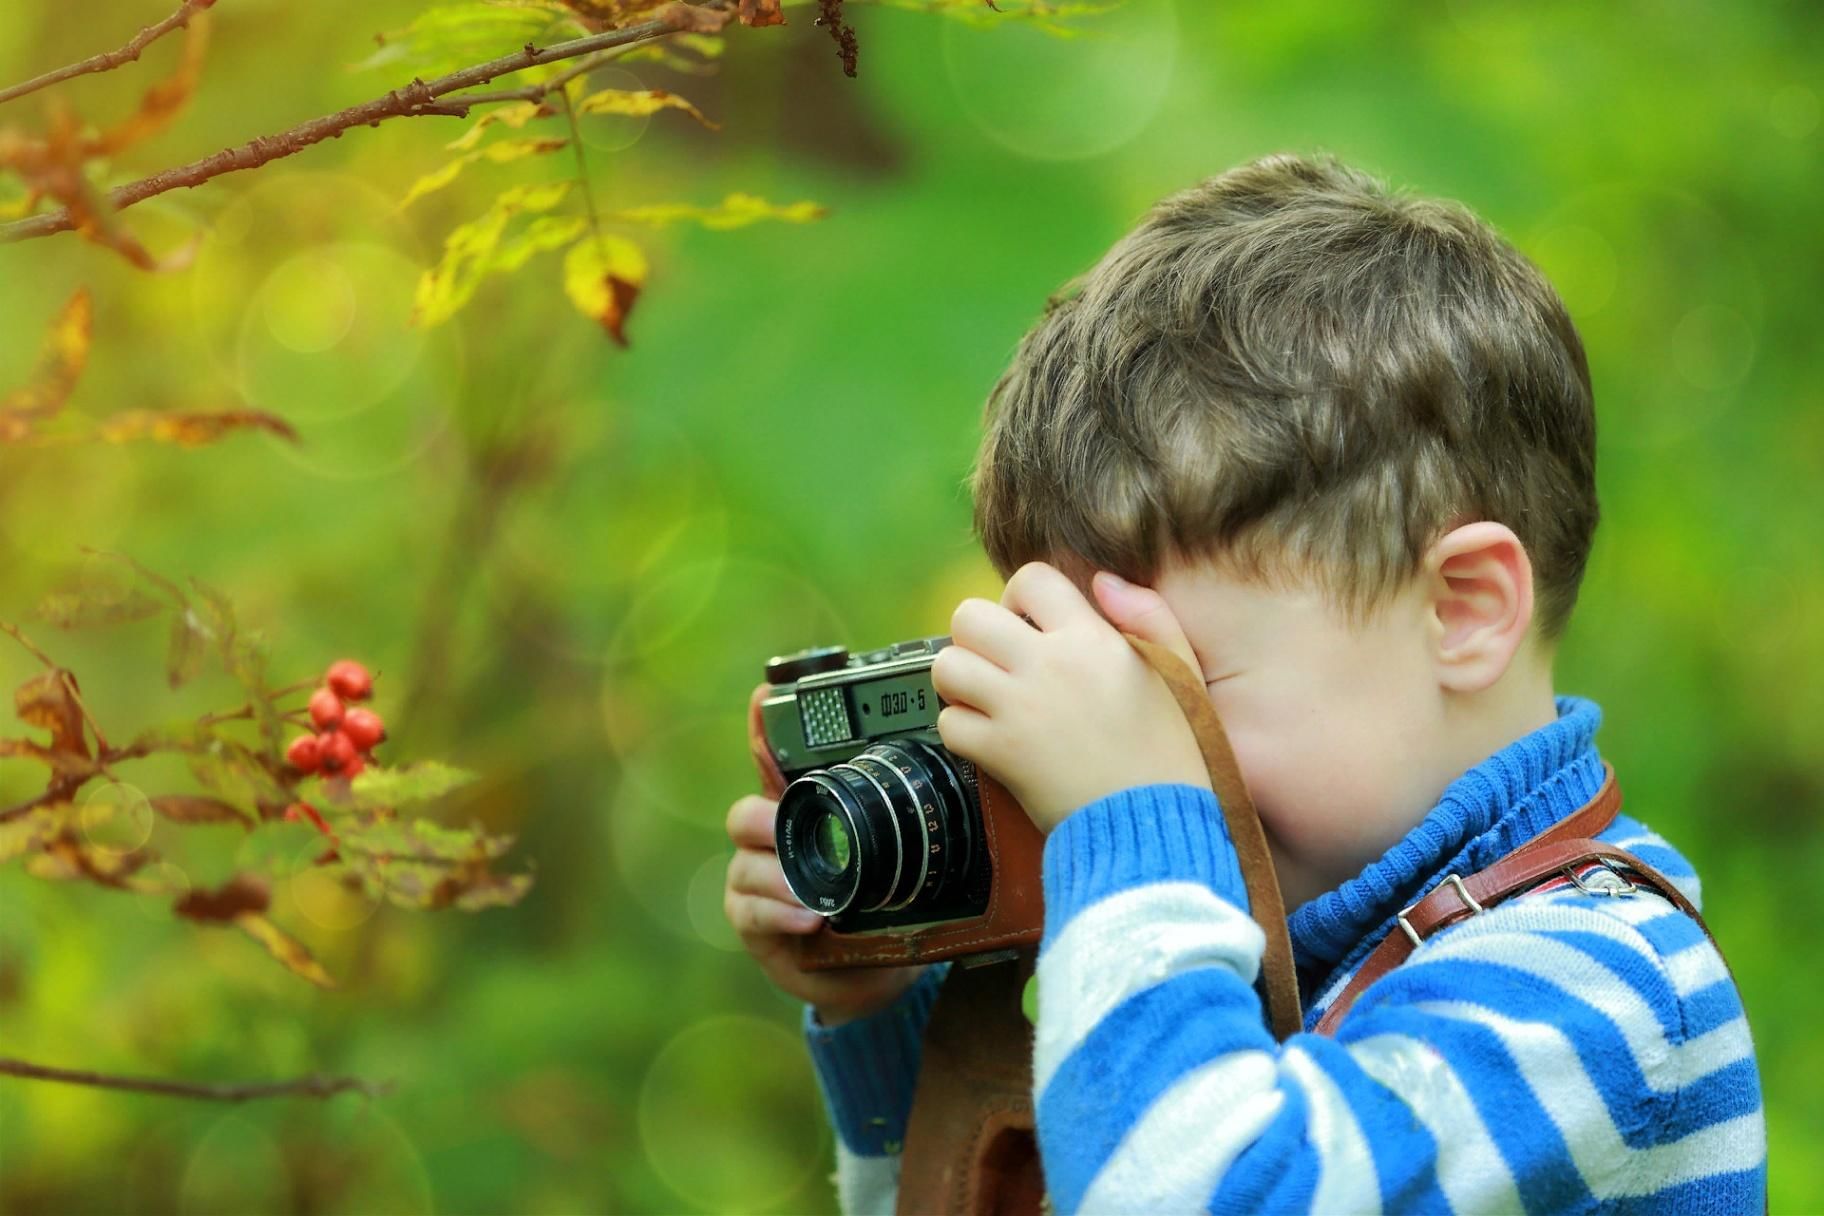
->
[775, 739, 975, 919]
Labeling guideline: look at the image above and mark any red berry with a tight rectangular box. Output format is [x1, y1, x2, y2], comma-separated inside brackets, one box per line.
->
[308, 687, 344, 730]
[341, 753, 367, 780]
[325, 659, 374, 702]
[317, 730, 357, 774]
[282, 804, 302, 822]
[286, 734, 322, 773]
[342, 707, 386, 752]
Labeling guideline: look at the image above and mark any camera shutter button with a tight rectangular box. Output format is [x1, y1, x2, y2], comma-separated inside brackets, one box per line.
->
[765, 645, 849, 684]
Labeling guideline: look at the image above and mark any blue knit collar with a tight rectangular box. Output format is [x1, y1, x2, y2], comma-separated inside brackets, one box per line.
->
[1286, 694, 1607, 1006]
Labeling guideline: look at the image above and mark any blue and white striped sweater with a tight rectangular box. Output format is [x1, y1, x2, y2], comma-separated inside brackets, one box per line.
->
[802, 695, 1766, 1213]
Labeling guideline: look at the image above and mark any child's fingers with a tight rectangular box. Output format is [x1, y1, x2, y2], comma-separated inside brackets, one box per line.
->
[1000, 560, 1101, 632]
[932, 643, 1011, 714]
[936, 702, 996, 765]
[949, 597, 1037, 671]
[726, 846, 801, 907]
[725, 889, 825, 938]
[725, 794, 780, 850]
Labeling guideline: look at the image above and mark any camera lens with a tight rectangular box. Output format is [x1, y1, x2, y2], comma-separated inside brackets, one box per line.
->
[775, 739, 976, 918]
[811, 810, 852, 875]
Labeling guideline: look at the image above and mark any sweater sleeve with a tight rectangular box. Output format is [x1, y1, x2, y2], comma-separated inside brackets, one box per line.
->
[1033, 784, 1766, 1215]
[803, 960, 952, 1216]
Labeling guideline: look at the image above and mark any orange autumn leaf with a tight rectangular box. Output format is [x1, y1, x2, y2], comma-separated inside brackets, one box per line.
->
[0, 287, 90, 424]
[91, 13, 212, 157]
[96, 408, 300, 448]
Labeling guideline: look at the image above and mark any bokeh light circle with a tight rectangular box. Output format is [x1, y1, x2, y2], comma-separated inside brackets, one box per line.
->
[233, 241, 431, 425]
[179, 1114, 288, 1215]
[687, 850, 743, 952]
[487, 398, 731, 666]
[132, 860, 193, 921]
[572, 63, 656, 155]
[941, 0, 1179, 161]
[190, 170, 426, 401]
[79, 781, 154, 859]
[1525, 223, 1618, 318]
[638, 1015, 823, 1211]
[1527, 181, 1763, 450]
[289, 836, 381, 932]
[598, 556, 852, 740]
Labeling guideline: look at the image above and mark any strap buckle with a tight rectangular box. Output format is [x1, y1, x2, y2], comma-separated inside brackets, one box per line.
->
[1396, 873, 1483, 947]
[1564, 856, 1639, 897]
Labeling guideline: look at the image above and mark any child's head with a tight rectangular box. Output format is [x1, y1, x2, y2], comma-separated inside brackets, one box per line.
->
[969, 153, 1599, 902]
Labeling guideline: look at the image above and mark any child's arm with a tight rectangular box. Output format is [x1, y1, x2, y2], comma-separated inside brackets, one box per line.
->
[802, 962, 952, 1216]
[723, 792, 940, 1214]
[1033, 783, 1765, 1215]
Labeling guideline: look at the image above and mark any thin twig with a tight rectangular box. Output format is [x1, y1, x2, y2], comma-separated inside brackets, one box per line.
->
[0, 1, 734, 245]
[0, 0, 217, 108]
[0, 1056, 396, 1102]
[448, 44, 641, 107]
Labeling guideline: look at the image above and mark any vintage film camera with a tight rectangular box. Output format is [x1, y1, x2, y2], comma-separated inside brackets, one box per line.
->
[749, 636, 1046, 969]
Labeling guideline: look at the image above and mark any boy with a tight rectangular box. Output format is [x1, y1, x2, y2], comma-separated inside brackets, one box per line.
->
[722, 152, 1766, 1214]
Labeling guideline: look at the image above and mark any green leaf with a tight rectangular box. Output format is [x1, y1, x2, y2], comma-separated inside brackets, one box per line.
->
[412, 180, 575, 327]
[601, 191, 828, 230]
[35, 584, 163, 630]
[341, 761, 479, 810]
[166, 609, 208, 689]
[187, 737, 290, 811]
[340, 815, 515, 861]
[348, 2, 581, 77]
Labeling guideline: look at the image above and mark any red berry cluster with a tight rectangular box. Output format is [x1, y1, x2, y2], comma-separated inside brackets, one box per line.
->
[285, 659, 385, 781]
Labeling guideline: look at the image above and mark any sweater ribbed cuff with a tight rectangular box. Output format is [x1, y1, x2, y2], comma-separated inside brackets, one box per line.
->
[802, 960, 951, 1157]
[1041, 783, 1249, 947]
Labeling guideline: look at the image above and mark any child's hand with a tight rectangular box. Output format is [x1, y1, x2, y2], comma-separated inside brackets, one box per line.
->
[931, 561, 1211, 835]
[723, 793, 930, 1025]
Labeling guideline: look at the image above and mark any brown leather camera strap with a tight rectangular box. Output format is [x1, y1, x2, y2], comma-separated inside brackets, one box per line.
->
[896, 635, 1299, 1216]
[1313, 762, 1740, 1035]
[1122, 635, 1303, 1040]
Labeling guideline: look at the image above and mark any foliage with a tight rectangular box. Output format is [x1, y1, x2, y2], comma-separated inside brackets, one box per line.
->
[1, 556, 529, 989]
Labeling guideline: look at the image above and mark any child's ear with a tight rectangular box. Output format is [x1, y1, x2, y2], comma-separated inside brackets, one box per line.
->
[1424, 521, 1535, 693]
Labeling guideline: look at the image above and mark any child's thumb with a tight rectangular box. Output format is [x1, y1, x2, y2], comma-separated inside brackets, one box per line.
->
[1091, 571, 1201, 677]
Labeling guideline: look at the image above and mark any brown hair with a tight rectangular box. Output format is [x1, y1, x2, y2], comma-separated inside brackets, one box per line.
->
[970, 152, 1597, 643]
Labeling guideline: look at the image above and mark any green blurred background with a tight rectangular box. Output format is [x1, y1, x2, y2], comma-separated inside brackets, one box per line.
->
[1, 0, 1819, 1211]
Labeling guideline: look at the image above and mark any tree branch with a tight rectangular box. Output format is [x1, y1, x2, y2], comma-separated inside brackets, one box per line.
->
[0, 0, 733, 245]
[0, 0, 218, 108]
[0, 1056, 395, 1102]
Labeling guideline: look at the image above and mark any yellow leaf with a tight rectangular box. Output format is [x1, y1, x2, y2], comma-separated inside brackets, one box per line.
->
[236, 912, 336, 988]
[398, 135, 570, 210]
[445, 99, 552, 153]
[563, 236, 648, 345]
[412, 181, 575, 328]
[601, 191, 827, 230]
[573, 86, 720, 131]
[488, 214, 588, 272]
